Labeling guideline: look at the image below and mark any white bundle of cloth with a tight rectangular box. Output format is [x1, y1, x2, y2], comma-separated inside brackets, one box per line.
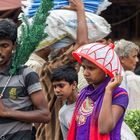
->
[46, 9, 111, 41]
[37, 9, 111, 49]
[22, 0, 111, 50]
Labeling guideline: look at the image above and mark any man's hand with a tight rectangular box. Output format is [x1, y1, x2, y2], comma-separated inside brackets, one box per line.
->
[106, 75, 123, 92]
[0, 99, 7, 117]
[62, 0, 84, 11]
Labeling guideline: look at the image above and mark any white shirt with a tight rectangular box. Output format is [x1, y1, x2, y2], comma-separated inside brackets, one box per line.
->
[125, 71, 140, 110]
[59, 103, 75, 140]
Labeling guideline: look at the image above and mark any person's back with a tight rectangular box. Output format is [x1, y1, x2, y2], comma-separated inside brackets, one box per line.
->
[51, 65, 78, 140]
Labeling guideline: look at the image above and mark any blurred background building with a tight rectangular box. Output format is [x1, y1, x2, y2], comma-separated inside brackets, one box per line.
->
[101, 0, 140, 43]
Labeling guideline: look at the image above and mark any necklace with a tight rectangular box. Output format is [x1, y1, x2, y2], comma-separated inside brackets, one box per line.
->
[0, 75, 12, 99]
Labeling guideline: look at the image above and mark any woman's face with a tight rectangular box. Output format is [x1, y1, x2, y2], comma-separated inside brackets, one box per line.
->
[82, 59, 106, 88]
[121, 48, 139, 71]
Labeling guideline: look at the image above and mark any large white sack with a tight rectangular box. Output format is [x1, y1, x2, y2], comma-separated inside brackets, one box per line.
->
[45, 9, 111, 43]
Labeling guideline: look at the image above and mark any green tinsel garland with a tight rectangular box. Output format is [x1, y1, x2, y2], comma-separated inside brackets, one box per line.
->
[9, 0, 53, 75]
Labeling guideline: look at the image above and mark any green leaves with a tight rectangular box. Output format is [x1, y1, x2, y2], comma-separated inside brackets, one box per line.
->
[124, 110, 140, 139]
[9, 0, 53, 75]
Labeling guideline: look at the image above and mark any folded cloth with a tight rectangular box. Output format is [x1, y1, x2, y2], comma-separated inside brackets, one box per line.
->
[53, 0, 111, 14]
[24, 0, 111, 17]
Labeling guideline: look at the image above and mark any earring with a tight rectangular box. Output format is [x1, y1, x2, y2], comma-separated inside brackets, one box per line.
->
[12, 50, 15, 54]
[105, 73, 108, 77]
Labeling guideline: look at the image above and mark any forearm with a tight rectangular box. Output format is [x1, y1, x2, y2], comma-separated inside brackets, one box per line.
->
[3, 108, 51, 123]
[98, 89, 114, 134]
[76, 9, 89, 45]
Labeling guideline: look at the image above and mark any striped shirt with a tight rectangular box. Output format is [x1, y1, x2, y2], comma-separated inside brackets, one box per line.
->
[0, 65, 42, 140]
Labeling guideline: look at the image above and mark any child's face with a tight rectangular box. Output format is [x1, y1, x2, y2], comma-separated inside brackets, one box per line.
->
[82, 59, 106, 88]
[0, 39, 15, 68]
[52, 80, 76, 101]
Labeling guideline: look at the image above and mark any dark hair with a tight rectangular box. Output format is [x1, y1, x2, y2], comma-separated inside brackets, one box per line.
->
[103, 33, 112, 41]
[51, 65, 78, 84]
[0, 18, 17, 44]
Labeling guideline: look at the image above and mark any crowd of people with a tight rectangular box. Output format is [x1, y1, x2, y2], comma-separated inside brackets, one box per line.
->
[0, 0, 140, 140]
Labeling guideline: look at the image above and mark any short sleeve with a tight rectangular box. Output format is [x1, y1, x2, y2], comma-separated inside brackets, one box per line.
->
[23, 67, 42, 94]
[112, 87, 129, 110]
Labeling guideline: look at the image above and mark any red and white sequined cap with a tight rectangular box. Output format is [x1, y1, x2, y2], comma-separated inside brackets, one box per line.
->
[72, 42, 123, 78]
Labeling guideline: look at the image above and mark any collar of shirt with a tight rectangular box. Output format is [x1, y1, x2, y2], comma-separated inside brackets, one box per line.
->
[0, 63, 11, 75]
